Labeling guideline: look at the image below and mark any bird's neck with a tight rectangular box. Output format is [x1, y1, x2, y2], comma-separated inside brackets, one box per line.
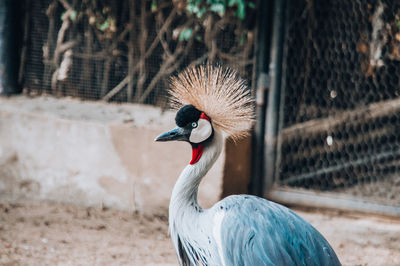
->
[168, 131, 223, 266]
[170, 131, 223, 214]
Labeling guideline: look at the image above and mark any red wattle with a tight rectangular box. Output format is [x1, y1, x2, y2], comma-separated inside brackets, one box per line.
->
[200, 112, 210, 121]
[190, 144, 204, 165]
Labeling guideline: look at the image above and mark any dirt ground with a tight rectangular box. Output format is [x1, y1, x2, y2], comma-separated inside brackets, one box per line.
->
[0, 202, 399, 266]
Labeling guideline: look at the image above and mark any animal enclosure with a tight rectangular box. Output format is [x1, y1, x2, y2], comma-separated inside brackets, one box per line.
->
[268, 0, 400, 215]
[16, 0, 400, 216]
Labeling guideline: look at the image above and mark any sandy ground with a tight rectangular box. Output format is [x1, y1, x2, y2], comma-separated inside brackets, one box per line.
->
[0, 202, 399, 266]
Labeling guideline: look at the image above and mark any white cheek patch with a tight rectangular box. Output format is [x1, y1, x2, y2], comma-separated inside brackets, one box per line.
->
[189, 118, 212, 143]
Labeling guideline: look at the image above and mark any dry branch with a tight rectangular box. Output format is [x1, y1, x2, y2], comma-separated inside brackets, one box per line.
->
[18, 0, 31, 84]
[127, 0, 136, 102]
[282, 97, 400, 139]
[133, 0, 151, 102]
[58, 0, 73, 10]
[102, 5, 178, 102]
[102, 76, 129, 102]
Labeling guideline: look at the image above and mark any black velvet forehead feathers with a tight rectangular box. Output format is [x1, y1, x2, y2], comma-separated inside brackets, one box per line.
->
[175, 105, 202, 127]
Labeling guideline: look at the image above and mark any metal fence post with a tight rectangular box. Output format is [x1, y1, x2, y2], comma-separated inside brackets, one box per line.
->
[250, 0, 274, 196]
[0, 0, 20, 95]
[263, 0, 286, 195]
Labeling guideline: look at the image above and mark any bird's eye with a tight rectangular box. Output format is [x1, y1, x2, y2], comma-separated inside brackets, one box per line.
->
[191, 122, 198, 128]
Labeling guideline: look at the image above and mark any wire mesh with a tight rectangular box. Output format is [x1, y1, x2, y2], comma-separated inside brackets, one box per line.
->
[277, 0, 400, 207]
[21, 0, 256, 106]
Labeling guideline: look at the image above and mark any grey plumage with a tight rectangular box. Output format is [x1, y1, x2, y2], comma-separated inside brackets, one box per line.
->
[219, 195, 340, 266]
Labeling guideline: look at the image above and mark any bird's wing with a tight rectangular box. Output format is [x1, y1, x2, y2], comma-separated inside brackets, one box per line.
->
[217, 195, 341, 266]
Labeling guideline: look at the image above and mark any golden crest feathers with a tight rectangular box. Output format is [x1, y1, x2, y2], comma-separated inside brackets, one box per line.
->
[169, 64, 255, 140]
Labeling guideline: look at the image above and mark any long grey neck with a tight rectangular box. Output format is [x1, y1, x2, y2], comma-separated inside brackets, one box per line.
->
[169, 131, 223, 214]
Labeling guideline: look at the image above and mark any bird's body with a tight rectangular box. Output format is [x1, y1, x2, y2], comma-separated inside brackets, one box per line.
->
[156, 64, 341, 265]
[167, 129, 340, 266]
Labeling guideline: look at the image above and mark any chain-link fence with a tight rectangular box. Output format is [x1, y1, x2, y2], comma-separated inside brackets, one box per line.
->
[20, 0, 256, 106]
[272, 0, 400, 213]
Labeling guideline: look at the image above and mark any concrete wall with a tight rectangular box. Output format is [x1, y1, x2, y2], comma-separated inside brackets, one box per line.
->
[0, 96, 224, 214]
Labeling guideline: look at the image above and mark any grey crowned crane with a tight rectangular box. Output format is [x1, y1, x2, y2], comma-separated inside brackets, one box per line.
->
[155, 64, 341, 266]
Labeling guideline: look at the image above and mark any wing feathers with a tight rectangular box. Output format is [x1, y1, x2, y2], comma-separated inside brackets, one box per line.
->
[218, 196, 341, 266]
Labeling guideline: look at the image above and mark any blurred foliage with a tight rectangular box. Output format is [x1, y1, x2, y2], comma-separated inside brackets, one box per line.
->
[152, 0, 256, 44]
[184, 0, 255, 20]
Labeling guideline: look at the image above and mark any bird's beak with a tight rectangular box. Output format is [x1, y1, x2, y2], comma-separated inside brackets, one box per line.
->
[154, 127, 189, 142]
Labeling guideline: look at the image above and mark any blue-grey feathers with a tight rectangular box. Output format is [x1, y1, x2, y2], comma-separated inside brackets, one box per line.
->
[219, 195, 341, 266]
